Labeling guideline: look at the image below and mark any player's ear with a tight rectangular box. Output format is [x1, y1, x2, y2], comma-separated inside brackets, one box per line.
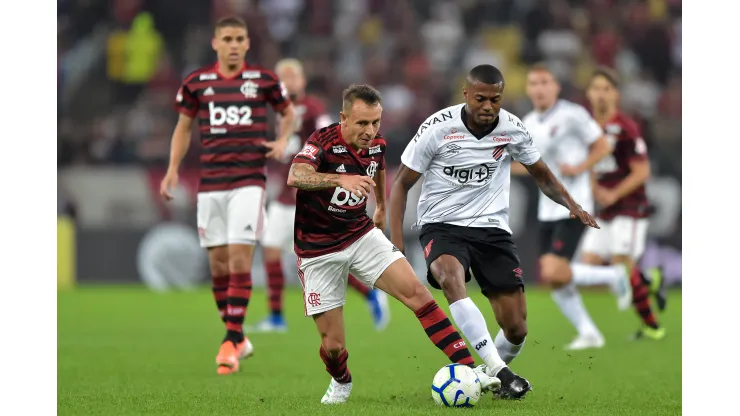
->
[211, 37, 218, 52]
[339, 111, 347, 126]
[463, 88, 468, 100]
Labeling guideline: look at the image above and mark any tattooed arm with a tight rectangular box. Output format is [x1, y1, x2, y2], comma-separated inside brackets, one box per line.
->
[287, 163, 376, 197]
[286, 163, 342, 190]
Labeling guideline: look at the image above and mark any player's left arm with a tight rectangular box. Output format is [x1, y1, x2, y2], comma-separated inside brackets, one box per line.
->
[372, 148, 387, 230]
[511, 128, 599, 228]
[265, 73, 297, 159]
[609, 138, 651, 200]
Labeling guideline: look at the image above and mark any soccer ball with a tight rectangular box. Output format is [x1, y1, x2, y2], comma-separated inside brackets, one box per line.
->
[431, 364, 482, 407]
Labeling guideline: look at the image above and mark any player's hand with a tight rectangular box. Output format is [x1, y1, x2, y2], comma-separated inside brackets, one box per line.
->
[160, 171, 178, 201]
[569, 203, 600, 229]
[594, 187, 619, 208]
[265, 139, 288, 161]
[559, 164, 583, 177]
[338, 175, 376, 199]
[373, 208, 386, 231]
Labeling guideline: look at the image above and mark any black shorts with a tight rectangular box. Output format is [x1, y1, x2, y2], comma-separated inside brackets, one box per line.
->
[538, 218, 585, 260]
[419, 223, 524, 297]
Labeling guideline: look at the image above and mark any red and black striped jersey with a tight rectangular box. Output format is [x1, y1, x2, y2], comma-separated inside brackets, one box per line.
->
[174, 62, 291, 193]
[592, 112, 650, 220]
[272, 95, 332, 205]
[292, 123, 386, 258]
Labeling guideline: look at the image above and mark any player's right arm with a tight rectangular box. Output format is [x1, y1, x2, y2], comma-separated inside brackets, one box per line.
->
[510, 161, 528, 175]
[161, 83, 198, 201]
[389, 121, 437, 253]
[287, 141, 375, 197]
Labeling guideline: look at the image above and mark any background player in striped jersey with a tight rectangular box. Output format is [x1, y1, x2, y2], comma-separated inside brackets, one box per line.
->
[249, 59, 391, 334]
[288, 85, 499, 404]
[578, 67, 666, 340]
[515, 64, 632, 350]
[159, 16, 297, 375]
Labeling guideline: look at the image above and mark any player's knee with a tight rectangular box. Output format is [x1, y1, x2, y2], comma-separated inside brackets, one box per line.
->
[263, 247, 282, 264]
[539, 255, 571, 285]
[228, 248, 255, 272]
[320, 336, 345, 356]
[430, 258, 466, 302]
[208, 248, 229, 276]
[405, 280, 434, 309]
[502, 319, 528, 345]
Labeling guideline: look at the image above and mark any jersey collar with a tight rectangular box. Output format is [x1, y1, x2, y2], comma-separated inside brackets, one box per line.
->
[461, 105, 499, 140]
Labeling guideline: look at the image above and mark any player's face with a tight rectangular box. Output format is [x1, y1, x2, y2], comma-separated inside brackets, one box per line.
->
[212, 26, 249, 67]
[587, 76, 619, 113]
[463, 81, 503, 126]
[526, 70, 560, 111]
[340, 101, 382, 150]
[276, 66, 306, 100]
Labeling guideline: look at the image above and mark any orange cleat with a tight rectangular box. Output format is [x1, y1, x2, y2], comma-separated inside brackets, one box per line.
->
[236, 338, 255, 360]
[216, 341, 240, 375]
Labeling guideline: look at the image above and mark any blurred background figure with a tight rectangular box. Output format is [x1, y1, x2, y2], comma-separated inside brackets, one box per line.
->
[57, 0, 681, 295]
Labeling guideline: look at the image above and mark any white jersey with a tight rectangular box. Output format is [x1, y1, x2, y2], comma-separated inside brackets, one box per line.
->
[401, 104, 541, 234]
[522, 100, 603, 222]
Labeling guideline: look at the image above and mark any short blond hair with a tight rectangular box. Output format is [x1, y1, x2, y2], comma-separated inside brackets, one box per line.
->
[275, 58, 304, 75]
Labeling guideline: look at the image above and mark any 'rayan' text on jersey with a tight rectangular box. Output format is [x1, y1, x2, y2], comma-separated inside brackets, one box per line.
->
[401, 104, 540, 234]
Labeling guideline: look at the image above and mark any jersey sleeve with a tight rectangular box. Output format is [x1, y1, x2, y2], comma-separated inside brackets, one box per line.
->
[292, 138, 325, 170]
[400, 122, 438, 173]
[621, 119, 648, 162]
[265, 71, 291, 114]
[174, 83, 198, 118]
[509, 127, 541, 165]
[570, 106, 603, 145]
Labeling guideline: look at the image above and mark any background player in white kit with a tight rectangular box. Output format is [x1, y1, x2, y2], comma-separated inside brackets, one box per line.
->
[515, 64, 631, 350]
[390, 65, 600, 399]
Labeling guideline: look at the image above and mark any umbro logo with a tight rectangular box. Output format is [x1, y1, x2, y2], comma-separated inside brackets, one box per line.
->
[391, 246, 401, 253]
[203, 87, 215, 96]
[336, 164, 346, 173]
[244, 225, 253, 231]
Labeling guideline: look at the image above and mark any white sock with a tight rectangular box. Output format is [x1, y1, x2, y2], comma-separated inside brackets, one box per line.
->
[449, 298, 506, 375]
[551, 282, 601, 337]
[571, 263, 624, 287]
[493, 329, 524, 364]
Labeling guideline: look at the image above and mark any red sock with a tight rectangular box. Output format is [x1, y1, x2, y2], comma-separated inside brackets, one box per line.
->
[265, 261, 285, 315]
[415, 301, 475, 366]
[630, 269, 659, 328]
[212, 275, 229, 323]
[319, 347, 352, 383]
[347, 274, 371, 298]
[225, 273, 252, 339]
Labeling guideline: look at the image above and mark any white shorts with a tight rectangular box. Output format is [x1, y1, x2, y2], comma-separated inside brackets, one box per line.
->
[296, 228, 405, 316]
[196, 186, 266, 248]
[261, 202, 296, 252]
[580, 216, 649, 260]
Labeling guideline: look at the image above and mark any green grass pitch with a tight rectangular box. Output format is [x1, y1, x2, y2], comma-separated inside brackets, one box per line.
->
[58, 286, 681, 415]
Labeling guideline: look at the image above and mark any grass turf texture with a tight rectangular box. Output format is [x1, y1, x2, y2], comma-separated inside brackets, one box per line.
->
[59, 286, 681, 415]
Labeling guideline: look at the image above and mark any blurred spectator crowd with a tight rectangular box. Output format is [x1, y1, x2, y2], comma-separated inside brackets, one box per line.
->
[58, 0, 681, 178]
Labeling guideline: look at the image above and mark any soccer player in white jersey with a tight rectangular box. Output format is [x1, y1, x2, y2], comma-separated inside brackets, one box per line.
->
[515, 64, 632, 350]
[390, 65, 600, 400]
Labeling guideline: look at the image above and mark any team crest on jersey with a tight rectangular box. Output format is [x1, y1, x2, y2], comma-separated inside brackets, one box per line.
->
[298, 144, 320, 159]
[492, 146, 506, 161]
[199, 73, 218, 80]
[368, 145, 382, 155]
[366, 161, 379, 177]
[240, 81, 259, 98]
[242, 71, 261, 79]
